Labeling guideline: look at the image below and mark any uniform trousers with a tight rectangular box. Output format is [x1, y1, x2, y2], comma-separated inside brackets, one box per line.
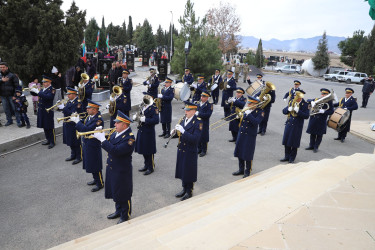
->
[115, 199, 132, 221]
[284, 146, 298, 161]
[362, 93, 370, 107]
[70, 145, 82, 160]
[44, 128, 55, 145]
[143, 154, 155, 171]
[212, 89, 219, 104]
[198, 142, 208, 154]
[309, 134, 323, 149]
[182, 181, 194, 194]
[92, 171, 104, 187]
[238, 158, 253, 175]
[161, 123, 171, 135]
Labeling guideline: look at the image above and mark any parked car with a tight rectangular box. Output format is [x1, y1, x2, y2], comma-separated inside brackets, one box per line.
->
[275, 64, 301, 74]
[323, 70, 349, 81]
[337, 72, 368, 84]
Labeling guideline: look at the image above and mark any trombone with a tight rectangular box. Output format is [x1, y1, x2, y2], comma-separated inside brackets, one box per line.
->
[76, 128, 113, 139]
[46, 99, 67, 112]
[57, 112, 87, 123]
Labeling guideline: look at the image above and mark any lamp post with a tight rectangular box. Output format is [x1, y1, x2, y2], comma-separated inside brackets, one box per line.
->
[170, 11, 173, 59]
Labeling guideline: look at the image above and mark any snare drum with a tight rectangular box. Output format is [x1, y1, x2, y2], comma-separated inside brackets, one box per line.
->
[211, 83, 218, 91]
[246, 80, 263, 96]
[327, 107, 350, 131]
[174, 82, 191, 101]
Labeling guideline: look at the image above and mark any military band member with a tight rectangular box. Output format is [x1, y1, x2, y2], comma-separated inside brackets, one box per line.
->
[283, 80, 301, 102]
[182, 67, 194, 85]
[158, 77, 174, 138]
[31, 75, 56, 149]
[305, 88, 334, 152]
[208, 69, 222, 104]
[221, 70, 237, 119]
[333, 88, 358, 143]
[62, 88, 83, 164]
[233, 96, 264, 178]
[280, 90, 309, 163]
[196, 91, 213, 157]
[247, 73, 265, 86]
[118, 69, 133, 117]
[192, 75, 207, 102]
[70, 100, 104, 192]
[257, 82, 276, 136]
[108, 86, 129, 128]
[78, 73, 94, 110]
[92, 111, 135, 224]
[227, 87, 247, 142]
[134, 93, 159, 175]
[143, 68, 160, 98]
[361, 75, 374, 108]
[173, 101, 202, 201]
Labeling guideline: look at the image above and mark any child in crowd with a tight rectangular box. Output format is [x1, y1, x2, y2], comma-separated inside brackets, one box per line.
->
[29, 77, 40, 115]
[12, 89, 30, 128]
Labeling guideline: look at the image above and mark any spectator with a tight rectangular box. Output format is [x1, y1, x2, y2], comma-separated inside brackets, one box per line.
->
[86, 60, 96, 80]
[115, 61, 123, 80]
[51, 66, 65, 105]
[65, 66, 75, 88]
[12, 89, 30, 128]
[28, 77, 41, 115]
[108, 62, 117, 93]
[0, 62, 19, 126]
[72, 65, 83, 87]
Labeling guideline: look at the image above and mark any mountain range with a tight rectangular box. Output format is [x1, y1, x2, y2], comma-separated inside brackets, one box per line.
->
[240, 35, 346, 54]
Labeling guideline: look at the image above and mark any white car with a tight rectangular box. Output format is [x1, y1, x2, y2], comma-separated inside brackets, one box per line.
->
[323, 70, 349, 81]
[275, 64, 301, 74]
[337, 72, 368, 84]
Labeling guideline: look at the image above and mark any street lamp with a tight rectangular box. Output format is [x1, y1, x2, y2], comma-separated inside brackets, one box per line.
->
[170, 11, 173, 59]
[184, 41, 192, 68]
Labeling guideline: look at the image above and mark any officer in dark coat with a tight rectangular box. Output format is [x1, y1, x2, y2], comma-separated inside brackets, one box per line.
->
[305, 88, 334, 152]
[283, 80, 301, 102]
[227, 87, 246, 142]
[182, 67, 194, 85]
[196, 91, 213, 157]
[246, 73, 265, 86]
[256, 81, 276, 136]
[32, 76, 56, 149]
[221, 70, 237, 119]
[78, 73, 94, 110]
[109, 86, 129, 128]
[233, 96, 264, 178]
[280, 90, 309, 163]
[333, 88, 358, 143]
[62, 88, 84, 164]
[192, 75, 207, 102]
[208, 69, 222, 105]
[361, 76, 374, 108]
[158, 77, 174, 138]
[71, 100, 104, 192]
[118, 69, 133, 116]
[174, 101, 202, 201]
[92, 111, 135, 224]
[143, 68, 159, 98]
[134, 93, 159, 175]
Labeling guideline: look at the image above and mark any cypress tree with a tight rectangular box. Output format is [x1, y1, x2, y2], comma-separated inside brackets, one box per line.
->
[312, 31, 330, 70]
[85, 18, 100, 50]
[127, 16, 133, 44]
[255, 39, 264, 68]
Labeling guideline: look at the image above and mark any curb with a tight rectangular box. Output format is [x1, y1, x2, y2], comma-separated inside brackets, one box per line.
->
[350, 130, 375, 145]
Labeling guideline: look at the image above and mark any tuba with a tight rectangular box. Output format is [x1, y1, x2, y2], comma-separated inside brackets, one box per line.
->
[310, 89, 335, 116]
[78, 73, 89, 101]
[109, 86, 122, 116]
[258, 81, 276, 109]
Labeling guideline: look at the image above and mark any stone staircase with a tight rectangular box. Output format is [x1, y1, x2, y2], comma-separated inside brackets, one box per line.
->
[51, 153, 375, 250]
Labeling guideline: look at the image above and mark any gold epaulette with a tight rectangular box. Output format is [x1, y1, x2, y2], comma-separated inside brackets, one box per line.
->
[129, 132, 134, 136]
[197, 117, 201, 120]
[98, 115, 102, 118]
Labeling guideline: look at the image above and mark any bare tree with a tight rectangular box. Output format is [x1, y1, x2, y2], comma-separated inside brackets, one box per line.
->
[205, 2, 241, 56]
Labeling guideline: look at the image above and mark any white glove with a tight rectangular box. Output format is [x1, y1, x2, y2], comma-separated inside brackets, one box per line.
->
[195, 111, 199, 116]
[110, 95, 115, 102]
[311, 101, 316, 108]
[92, 131, 106, 142]
[70, 116, 80, 123]
[140, 116, 146, 122]
[175, 124, 185, 134]
[227, 97, 234, 103]
[95, 126, 103, 130]
[146, 80, 150, 85]
[283, 98, 287, 102]
[226, 84, 231, 89]
[294, 106, 299, 113]
[57, 103, 64, 109]
[191, 83, 197, 89]
[31, 88, 39, 94]
[132, 114, 137, 120]
[344, 108, 347, 110]
[158, 94, 163, 98]
[263, 96, 268, 101]
[106, 103, 110, 109]
[288, 106, 293, 112]
[170, 129, 176, 135]
[244, 110, 251, 115]
[318, 109, 325, 114]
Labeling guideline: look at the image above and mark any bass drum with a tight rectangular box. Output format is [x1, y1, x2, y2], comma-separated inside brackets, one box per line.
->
[327, 107, 350, 132]
[246, 80, 263, 96]
[174, 82, 191, 101]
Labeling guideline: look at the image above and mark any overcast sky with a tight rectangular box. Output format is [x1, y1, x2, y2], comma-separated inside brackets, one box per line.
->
[62, 0, 374, 40]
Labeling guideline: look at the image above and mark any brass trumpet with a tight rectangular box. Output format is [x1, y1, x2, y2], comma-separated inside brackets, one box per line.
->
[46, 99, 67, 112]
[76, 128, 113, 139]
[57, 112, 87, 123]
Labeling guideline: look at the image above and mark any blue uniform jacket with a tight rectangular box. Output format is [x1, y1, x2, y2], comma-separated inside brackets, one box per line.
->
[63, 98, 83, 146]
[183, 73, 194, 85]
[37, 86, 55, 129]
[160, 87, 174, 124]
[197, 101, 213, 143]
[306, 99, 334, 135]
[333, 96, 358, 132]
[229, 96, 246, 132]
[192, 82, 208, 102]
[119, 77, 132, 110]
[234, 108, 264, 161]
[282, 99, 309, 148]
[135, 104, 159, 155]
[81, 80, 94, 109]
[102, 128, 135, 202]
[143, 75, 160, 98]
[175, 115, 202, 183]
[221, 77, 237, 107]
[76, 112, 104, 173]
[283, 87, 300, 101]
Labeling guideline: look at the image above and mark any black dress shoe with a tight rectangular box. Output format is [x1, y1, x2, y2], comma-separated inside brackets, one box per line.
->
[138, 167, 148, 172]
[87, 180, 96, 186]
[48, 144, 55, 149]
[199, 152, 206, 157]
[228, 139, 236, 142]
[181, 192, 192, 201]
[257, 131, 262, 134]
[72, 159, 82, 165]
[107, 212, 121, 219]
[305, 147, 314, 150]
[91, 185, 103, 192]
[65, 156, 75, 161]
[288, 160, 295, 164]
[280, 158, 289, 162]
[144, 169, 154, 175]
[164, 134, 170, 139]
[313, 148, 318, 153]
[198, 150, 202, 154]
[334, 137, 341, 140]
[117, 218, 127, 224]
[158, 133, 166, 137]
[175, 189, 186, 198]
[341, 138, 345, 143]
[42, 141, 49, 145]
[260, 132, 265, 136]
[243, 173, 250, 178]
[232, 170, 244, 176]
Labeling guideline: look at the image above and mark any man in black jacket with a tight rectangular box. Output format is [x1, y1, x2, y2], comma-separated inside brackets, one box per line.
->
[0, 62, 19, 126]
[361, 76, 374, 108]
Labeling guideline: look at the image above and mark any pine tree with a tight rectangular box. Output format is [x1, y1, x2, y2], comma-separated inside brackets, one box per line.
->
[356, 24, 375, 75]
[255, 39, 264, 68]
[312, 31, 330, 70]
[155, 25, 165, 47]
[127, 16, 133, 44]
[135, 19, 155, 52]
[245, 50, 256, 65]
[99, 16, 106, 50]
[338, 30, 365, 69]
[85, 18, 100, 50]
[116, 21, 127, 46]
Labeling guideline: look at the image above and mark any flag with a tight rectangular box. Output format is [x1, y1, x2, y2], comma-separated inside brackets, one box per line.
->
[81, 37, 87, 63]
[95, 30, 100, 53]
[365, 0, 375, 20]
[106, 34, 110, 56]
